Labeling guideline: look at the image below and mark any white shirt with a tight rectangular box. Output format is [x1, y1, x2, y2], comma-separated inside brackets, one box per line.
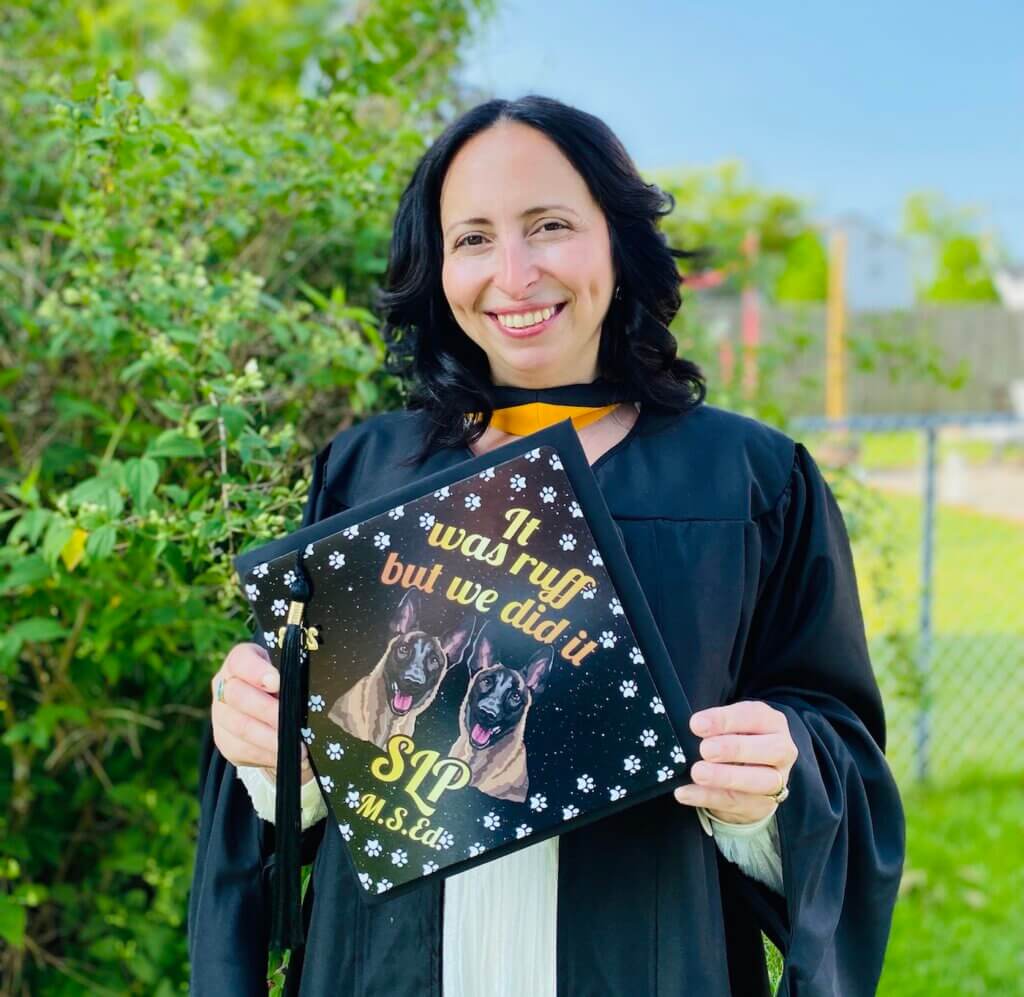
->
[236, 766, 783, 997]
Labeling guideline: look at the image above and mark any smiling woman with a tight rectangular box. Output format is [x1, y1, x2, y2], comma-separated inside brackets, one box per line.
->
[190, 94, 904, 997]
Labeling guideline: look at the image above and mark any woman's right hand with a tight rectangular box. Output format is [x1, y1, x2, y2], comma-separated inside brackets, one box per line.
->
[210, 642, 314, 785]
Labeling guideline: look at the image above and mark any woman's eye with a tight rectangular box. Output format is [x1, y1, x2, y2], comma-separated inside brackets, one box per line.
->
[454, 221, 568, 250]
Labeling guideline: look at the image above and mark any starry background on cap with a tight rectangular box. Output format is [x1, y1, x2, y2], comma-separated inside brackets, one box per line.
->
[242, 444, 686, 897]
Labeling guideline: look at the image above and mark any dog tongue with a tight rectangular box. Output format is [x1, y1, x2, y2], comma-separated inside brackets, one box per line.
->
[393, 690, 413, 712]
[471, 723, 493, 747]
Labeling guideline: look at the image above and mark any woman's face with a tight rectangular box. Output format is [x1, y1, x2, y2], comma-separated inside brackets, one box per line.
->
[439, 121, 616, 389]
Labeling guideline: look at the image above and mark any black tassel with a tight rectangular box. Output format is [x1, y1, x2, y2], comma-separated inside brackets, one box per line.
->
[269, 553, 312, 954]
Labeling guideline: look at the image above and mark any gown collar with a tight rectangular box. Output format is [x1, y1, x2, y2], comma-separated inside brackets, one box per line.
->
[472, 378, 641, 436]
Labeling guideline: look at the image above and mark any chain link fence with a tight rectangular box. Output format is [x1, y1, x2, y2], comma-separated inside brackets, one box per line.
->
[794, 413, 1024, 788]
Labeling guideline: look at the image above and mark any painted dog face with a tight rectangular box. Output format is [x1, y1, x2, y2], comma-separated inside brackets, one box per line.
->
[384, 589, 474, 717]
[464, 621, 554, 750]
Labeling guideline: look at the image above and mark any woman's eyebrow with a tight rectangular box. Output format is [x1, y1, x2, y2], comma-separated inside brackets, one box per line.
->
[444, 204, 579, 236]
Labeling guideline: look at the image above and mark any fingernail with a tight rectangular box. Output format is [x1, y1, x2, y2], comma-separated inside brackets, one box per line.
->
[255, 645, 271, 663]
[692, 714, 710, 735]
[261, 671, 279, 691]
[702, 741, 720, 759]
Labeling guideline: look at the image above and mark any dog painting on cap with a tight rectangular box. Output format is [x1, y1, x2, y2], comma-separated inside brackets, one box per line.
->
[448, 620, 556, 803]
[328, 589, 476, 751]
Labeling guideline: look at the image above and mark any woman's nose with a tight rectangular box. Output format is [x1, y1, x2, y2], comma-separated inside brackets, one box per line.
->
[494, 238, 541, 298]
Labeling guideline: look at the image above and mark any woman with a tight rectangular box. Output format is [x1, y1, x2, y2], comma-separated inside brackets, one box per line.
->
[190, 95, 905, 996]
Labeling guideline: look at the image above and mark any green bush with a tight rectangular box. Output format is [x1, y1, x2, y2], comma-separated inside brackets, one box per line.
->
[0, 2, 492, 991]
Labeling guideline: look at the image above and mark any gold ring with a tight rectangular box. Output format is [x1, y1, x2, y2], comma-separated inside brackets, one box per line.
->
[215, 676, 227, 703]
[768, 770, 789, 805]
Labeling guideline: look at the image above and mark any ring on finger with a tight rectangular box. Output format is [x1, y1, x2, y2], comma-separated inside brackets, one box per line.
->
[767, 768, 789, 805]
[215, 675, 228, 703]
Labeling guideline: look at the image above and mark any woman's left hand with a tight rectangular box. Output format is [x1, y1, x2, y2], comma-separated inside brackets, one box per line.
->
[673, 701, 799, 824]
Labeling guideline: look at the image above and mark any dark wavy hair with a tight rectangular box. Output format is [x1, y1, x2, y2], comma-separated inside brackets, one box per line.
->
[374, 94, 707, 464]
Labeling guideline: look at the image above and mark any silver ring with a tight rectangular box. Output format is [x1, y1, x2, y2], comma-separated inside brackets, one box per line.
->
[215, 676, 227, 703]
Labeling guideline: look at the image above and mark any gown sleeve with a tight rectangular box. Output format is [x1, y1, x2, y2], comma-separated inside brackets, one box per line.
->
[726, 442, 906, 997]
[187, 441, 338, 994]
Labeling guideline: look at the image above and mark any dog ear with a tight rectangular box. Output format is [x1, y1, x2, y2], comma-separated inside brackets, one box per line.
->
[388, 588, 420, 635]
[467, 619, 495, 675]
[440, 615, 476, 666]
[522, 646, 555, 697]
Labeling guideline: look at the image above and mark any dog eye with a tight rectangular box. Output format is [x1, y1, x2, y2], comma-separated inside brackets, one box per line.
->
[396, 643, 408, 657]
[508, 691, 521, 706]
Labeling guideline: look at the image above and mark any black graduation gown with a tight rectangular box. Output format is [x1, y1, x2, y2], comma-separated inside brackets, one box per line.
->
[188, 401, 905, 996]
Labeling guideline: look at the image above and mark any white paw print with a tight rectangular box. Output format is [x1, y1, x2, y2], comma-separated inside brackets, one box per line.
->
[283, 570, 296, 587]
[272, 598, 287, 616]
[328, 550, 346, 570]
[308, 694, 325, 712]
[433, 486, 451, 500]
[390, 849, 408, 867]
[468, 842, 485, 857]
[482, 811, 501, 831]
[629, 646, 645, 665]
[608, 597, 623, 616]
[515, 824, 533, 839]
[388, 505, 405, 519]
[599, 630, 617, 649]
[319, 775, 335, 793]
[358, 872, 372, 891]
[525, 448, 542, 461]
[245, 583, 261, 600]
[657, 767, 675, 782]
[376, 879, 393, 894]
[576, 774, 595, 793]
[419, 512, 436, 530]
[437, 830, 454, 850]
[326, 741, 344, 761]
[422, 860, 439, 875]
[650, 696, 665, 714]
[253, 563, 270, 578]
[588, 548, 604, 567]
[562, 804, 580, 820]
[510, 474, 526, 492]
[609, 785, 627, 801]
[640, 729, 659, 747]
[620, 679, 638, 698]
[581, 583, 596, 600]
[373, 532, 391, 550]
[364, 838, 382, 857]
[569, 500, 582, 518]
[262, 630, 278, 649]
[342, 524, 359, 539]
[549, 453, 563, 470]
[337, 822, 353, 841]
[464, 492, 482, 510]
[304, 543, 314, 558]
[671, 746, 687, 765]
[478, 467, 495, 480]
[300, 727, 314, 743]
[539, 485, 557, 503]
[529, 794, 548, 812]
[623, 755, 641, 774]
[346, 789, 361, 809]
[559, 533, 577, 551]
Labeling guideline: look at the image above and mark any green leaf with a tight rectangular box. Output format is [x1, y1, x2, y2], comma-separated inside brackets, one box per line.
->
[0, 896, 26, 948]
[85, 523, 118, 560]
[12, 618, 66, 642]
[145, 432, 206, 460]
[125, 458, 161, 513]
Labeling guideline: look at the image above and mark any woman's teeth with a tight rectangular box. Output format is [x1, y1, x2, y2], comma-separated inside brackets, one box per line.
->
[493, 303, 561, 329]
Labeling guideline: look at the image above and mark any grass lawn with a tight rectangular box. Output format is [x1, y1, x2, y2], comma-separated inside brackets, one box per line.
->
[880, 772, 1024, 996]
[804, 429, 1024, 471]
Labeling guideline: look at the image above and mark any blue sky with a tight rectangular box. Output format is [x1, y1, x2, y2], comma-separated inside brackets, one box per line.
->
[458, 1, 1023, 259]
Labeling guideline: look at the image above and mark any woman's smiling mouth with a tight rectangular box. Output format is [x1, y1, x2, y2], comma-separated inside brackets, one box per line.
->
[486, 301, 567, 338]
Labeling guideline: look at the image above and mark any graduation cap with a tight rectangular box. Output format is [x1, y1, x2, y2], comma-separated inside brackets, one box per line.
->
[234, 419, 699, 954]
